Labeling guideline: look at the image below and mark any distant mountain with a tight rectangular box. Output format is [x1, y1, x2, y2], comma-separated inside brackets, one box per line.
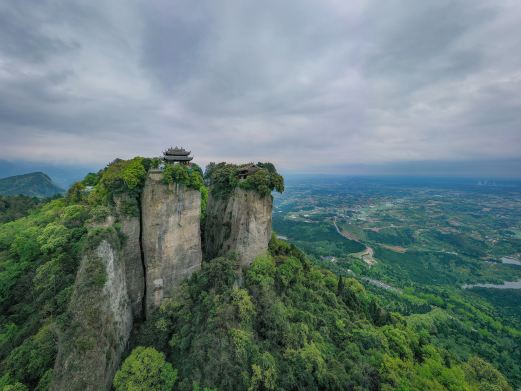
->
[0, 160, 99, 188]
[0, 172, 64, 197]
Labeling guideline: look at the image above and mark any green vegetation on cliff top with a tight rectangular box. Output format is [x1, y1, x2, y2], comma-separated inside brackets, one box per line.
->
[204, 162, 284, 198]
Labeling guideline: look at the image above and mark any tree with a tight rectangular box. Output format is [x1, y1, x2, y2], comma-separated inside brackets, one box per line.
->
[113, 346, 177, 391]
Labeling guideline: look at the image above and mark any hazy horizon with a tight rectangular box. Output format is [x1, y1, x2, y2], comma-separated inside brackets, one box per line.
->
[2, 157, 520, 189]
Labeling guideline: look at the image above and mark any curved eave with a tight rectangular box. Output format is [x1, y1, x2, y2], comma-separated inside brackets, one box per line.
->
[163, 156, 193, 161]
[164, 150, 191, 156]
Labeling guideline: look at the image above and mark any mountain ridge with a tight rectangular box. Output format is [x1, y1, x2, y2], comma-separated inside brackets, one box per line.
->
[0, 172, 64, 198]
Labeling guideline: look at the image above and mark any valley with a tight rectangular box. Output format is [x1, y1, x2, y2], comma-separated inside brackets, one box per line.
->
[273, 175, 521, 387]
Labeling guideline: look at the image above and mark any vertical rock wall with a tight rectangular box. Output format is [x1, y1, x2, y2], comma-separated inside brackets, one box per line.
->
[141, 171, 202, 316]
[119, 216, 144, 318]
[51, 238, 132, 391]
[114, 194, 145, 319]
[51, 166, 276, 389]
[204, 187, 272, 266]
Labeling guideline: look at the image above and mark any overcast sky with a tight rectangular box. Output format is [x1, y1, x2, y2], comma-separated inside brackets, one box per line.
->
[0, 0, 520, 175]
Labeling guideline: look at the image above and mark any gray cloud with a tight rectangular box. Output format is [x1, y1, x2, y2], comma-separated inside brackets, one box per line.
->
[0, 0, 520, 175]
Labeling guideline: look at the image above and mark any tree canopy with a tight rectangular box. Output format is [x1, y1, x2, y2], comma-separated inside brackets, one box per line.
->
[113, 347, 177, 391]
[204, 162, 284, 198]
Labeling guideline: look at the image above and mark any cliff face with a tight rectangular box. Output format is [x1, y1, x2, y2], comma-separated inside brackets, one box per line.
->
[141, 171, 202, 316]
[51, 170, 206, 389]
[114, 194, 144, 319]
[204, 187, 272, 266]
[51, 238, 132, 391]
[50, 166, 275, 389]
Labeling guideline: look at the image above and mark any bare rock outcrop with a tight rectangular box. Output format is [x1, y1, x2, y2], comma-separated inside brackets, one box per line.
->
[204, 187, 272, 266]
[51, 238, 132, 391]
[141, 171, 202, 316]
[113, 194, 145, 319]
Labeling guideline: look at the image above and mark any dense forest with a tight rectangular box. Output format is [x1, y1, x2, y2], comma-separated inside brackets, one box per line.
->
[125, 237, 512, 390]
[0, 196, 45, 224]
[0, 157, 516, 390]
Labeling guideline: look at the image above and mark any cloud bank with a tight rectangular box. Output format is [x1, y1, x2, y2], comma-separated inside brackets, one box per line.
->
[0, 0, 520, 174]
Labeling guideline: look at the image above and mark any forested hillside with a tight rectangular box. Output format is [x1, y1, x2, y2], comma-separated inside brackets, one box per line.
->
[124, 237, 511, 390]
[0, 196, 44, 224]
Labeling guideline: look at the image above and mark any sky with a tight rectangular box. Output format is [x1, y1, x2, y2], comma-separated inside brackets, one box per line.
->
[0, 0, 520, 177]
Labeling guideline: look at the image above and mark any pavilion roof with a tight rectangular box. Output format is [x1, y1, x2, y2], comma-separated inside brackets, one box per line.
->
[164, 146, 191, 156]
[164, 155, 193, 161]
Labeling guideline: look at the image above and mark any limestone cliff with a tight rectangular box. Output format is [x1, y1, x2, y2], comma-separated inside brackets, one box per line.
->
[51, 237, 132, 391]
[113, 194, 145, 319]
[204, 187, 272, 266]
[141, 171, 202, 316]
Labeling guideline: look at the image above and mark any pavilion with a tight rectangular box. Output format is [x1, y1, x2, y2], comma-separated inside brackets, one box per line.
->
[163, 146, 193, 165]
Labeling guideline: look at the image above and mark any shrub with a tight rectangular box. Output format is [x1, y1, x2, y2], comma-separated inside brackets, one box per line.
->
[205, 162, 284, 199]
[162, 164, 205, 192]
[113, 346, 178, 391]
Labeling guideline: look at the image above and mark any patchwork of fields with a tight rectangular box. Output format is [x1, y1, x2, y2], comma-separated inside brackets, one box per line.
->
[273, 175, 521, 386]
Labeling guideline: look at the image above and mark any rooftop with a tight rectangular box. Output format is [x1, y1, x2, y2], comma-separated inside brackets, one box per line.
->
[164, 146, 191, 156]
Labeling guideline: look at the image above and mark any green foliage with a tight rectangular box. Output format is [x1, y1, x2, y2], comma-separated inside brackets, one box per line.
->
[81, 172, 99, 187]
[85, 157, 149, 209]
[0, 191, 96, 388]
[200, 186, 208, 221]
[128, 237, 509, 391]
[88, 205, 111, 222]
[100, 158, 147, 194]
[113, 346, 178, 391]
[0, 195, 43, 224]
[273, 218, 365, 257]
[205, 162, 284, 199]
[2, 325, 56, 388]
[37, 223, 70, 254]
[463, 356, 512, 391]
[162, 164, 205, 192]
[65, 181, 85, 204]
[163, 164, 189, 186]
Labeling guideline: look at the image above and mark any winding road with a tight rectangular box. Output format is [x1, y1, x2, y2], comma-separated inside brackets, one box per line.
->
[333, 218, 376, 266]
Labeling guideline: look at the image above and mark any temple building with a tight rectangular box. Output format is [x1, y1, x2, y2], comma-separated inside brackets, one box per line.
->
[163, 146, 193, 165]
[237, 163, 259, 180]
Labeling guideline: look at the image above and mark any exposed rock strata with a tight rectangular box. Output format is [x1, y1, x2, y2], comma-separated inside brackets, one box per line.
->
[51, 239, 132, 391]
[204, 187, 272, 266]
[141, 171, 202, 316]
[114, 194, 144, 319]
